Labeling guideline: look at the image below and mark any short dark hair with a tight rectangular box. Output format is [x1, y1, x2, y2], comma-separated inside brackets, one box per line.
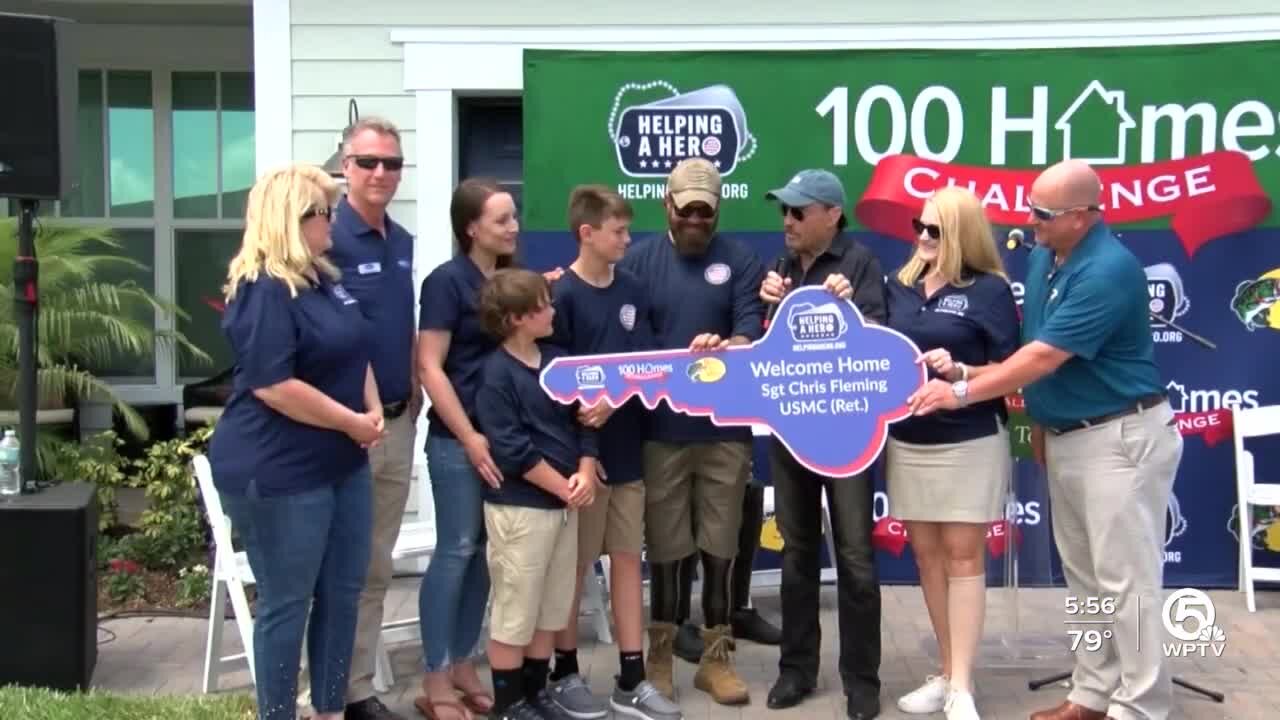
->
[568, 184, 633, 243]
[478, 268, 551, 339]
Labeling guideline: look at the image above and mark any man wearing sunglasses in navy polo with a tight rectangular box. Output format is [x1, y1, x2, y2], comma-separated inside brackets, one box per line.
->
[757, 169, 888, 720]
[908, 160, 1182, 720]
[619, 157, 770, 706]
[324, 116, 418, 720]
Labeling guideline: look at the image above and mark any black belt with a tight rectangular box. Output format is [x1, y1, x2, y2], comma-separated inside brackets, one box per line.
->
[1047, 393, 1167, 435]
[383, 399, 409, 420]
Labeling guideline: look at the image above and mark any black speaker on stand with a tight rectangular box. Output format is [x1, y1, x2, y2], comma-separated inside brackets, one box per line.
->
[0, 12, 93, 694]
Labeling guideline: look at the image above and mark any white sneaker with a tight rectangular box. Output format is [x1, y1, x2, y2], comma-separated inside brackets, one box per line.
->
[897, 675, 949, 714]
[944, 689, 980, 720]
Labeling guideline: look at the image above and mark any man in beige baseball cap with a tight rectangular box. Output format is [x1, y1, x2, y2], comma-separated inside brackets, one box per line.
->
[617, 157, 774, 707]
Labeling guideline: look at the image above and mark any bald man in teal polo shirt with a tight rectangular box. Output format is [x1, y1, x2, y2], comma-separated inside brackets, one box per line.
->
[908, 160, 1183, 720]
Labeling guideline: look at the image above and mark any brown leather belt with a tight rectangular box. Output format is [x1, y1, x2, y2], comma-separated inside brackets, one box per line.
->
[1047, 393, 1167, 435]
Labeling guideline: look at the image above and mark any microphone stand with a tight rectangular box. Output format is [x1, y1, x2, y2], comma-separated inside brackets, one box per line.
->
[1004, 232, 1224, 702]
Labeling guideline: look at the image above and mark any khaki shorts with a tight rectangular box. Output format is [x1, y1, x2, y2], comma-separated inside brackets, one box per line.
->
[643, 440, 751, 563]
[578, 480, 646, 562]
[484, 503, 578, 647]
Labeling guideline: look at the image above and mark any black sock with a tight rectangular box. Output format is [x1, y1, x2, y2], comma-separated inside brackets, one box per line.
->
[550, 648, 579, 681]
[491, 667, 525, 714]
[618, 651, 645, 691]
[523, 656, 552, 701]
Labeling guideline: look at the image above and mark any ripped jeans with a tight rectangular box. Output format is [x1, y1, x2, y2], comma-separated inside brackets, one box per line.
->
[419, 434, 491, 671]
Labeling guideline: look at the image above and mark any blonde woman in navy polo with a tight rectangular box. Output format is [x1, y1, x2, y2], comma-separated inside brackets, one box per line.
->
[884, 186, 1020, 720]
[208, 164, 384, 720]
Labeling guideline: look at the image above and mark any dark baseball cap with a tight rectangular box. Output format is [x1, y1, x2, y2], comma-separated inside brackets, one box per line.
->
[765, 169, 847, 208]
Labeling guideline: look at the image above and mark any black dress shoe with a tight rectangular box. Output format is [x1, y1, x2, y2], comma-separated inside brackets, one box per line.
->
[674, 621, 703, 664]
[731, 608, 782, 645]
[345, 696, 407, 720]
[766, 674, 814, 709]
[845, 692, 881, 720]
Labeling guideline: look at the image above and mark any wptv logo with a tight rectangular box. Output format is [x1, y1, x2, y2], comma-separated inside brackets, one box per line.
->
[1161, 588, 1227, 658]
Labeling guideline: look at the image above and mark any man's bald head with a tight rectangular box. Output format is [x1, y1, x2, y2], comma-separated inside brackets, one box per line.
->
[1031, 159, 1102, 209]
[1028, 160, 1103, 252]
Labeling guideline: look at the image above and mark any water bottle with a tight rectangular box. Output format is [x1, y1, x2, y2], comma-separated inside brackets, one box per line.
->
[0, 429, 21, 496]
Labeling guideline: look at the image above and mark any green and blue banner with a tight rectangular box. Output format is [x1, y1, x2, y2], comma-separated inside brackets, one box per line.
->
[520, 42, 1280, 588]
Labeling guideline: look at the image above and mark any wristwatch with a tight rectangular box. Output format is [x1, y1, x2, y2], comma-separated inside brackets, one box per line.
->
[951, 380, 970, 407]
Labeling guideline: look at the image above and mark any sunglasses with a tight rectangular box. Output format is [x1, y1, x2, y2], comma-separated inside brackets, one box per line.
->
[780, 205, 808, 222]
[673, 202, 716, 219]
[349, 155, 405, 172]
[302, 206, 334, 222]
[911, 218, 941, 239]
[1028, 203, 1101, 222]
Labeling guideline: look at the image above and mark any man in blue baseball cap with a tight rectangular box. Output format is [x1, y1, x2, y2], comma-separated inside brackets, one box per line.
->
[759, 168, 887, 720]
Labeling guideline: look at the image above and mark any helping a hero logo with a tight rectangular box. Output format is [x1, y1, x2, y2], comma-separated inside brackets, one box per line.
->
[608, 82, 757, 178]
[786, 301, 848, 351]
[1145, 263, 1191, 344]
[1230, 267, 1280, 332]
[1164, 492, 1189, 564]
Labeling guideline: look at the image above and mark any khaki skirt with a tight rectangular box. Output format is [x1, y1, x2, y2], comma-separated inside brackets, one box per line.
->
[886, 425, 1010, 523]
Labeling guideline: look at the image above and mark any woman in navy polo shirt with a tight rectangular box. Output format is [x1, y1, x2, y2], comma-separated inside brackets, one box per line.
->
[885, 187, 1019, 720]
[208, 164, 385, 720]
[414, 178, 518, 719]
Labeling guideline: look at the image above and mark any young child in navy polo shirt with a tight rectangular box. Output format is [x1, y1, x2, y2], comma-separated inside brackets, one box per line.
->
[474, 268, 599, 720]
[545, 186, 682, 720]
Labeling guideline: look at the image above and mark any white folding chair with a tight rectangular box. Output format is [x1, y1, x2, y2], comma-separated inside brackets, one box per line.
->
[193, 454, 258, 693]
[1232, 404, 1280, 612]
[370, 521, 436, 692]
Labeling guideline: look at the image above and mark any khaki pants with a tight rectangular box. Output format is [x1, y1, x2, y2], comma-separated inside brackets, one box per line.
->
[642, 440, 751, 563]
[1045, 400, 1182, 720]
[345, 408, 416, 703]
[485, 504, 579, 646]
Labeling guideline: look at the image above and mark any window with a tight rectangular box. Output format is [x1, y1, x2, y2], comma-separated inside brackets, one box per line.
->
[459, 99, 524, 215]
[7, 67, 253, 398]
[171, 71, 254, 378]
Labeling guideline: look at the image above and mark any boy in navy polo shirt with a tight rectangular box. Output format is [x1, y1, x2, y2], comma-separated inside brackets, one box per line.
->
[474, 269, 599, 720]
[544, 186, 682, 720]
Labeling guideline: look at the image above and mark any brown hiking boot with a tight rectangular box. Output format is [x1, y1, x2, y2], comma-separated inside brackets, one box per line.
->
[646, 621, 677, 699]
[693, 624, 750, 705]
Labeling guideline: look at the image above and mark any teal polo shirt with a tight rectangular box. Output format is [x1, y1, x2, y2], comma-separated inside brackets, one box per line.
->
[1021, 222, 1165, 429]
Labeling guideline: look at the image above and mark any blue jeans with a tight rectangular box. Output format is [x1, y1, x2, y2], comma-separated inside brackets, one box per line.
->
[222, 464, 373, 719]
[420, 435, 490, 671]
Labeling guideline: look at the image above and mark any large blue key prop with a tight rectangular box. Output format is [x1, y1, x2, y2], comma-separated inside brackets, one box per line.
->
[540, 286, 927, 477]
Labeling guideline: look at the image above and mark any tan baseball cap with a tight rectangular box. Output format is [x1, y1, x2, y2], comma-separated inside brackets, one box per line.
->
[667, 158, 722, 209]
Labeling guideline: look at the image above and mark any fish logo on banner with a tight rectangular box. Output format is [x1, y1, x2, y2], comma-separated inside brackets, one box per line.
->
[1230, 267, 1280, 332]
[609, 82, 757, 177]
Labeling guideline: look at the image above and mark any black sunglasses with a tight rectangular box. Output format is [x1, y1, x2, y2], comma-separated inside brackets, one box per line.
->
[911, 218, 941, 240]
[349, 155, 405, 172]
[302, 206, 334, 221]
[673, 202, 715, 219]
[780, 205, 807, 222]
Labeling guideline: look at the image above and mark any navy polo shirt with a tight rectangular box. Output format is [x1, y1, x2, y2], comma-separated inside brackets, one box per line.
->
[1022, 222, 1165, 429]
[327, 197, 415, 405]
[619, 232, 766, 444]
[886, 271, 1020, 444]
[209, 275, 372, 497]
[549, 268, 654, 485]
[476, 344, 599, 509]
[418, 255, 498, 439]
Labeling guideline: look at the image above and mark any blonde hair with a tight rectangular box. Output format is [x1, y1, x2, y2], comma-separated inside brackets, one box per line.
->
[896, 186, 1007, 288]
[223, 164, 341, 301]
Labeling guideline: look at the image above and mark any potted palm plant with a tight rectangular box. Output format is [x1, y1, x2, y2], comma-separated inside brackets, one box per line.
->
[0, 220, 211, 456]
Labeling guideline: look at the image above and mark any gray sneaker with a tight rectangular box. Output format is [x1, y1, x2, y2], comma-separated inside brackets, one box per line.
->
[547, 674, 608, 719]
[611, 680, 684, 720]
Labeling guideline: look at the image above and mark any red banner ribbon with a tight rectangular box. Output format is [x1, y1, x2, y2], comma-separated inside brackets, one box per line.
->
[872, 516, 1022, 558]
[855, 151, 1272, 256]
[1174, 409, 1234, 447]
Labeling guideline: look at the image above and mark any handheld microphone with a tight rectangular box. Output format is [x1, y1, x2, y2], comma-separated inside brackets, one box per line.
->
[1005, 228, 1032, 251]
[764, 256, 790, 327]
